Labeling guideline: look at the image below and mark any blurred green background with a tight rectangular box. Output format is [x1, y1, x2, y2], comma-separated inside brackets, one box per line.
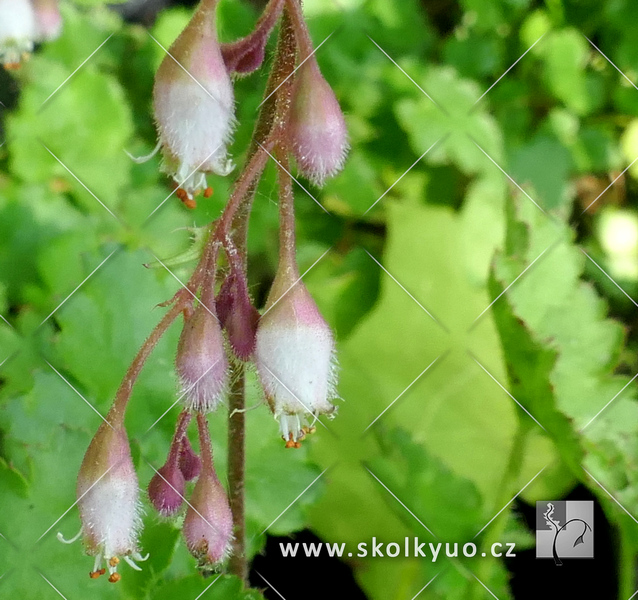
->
[2, 0, 638, 598]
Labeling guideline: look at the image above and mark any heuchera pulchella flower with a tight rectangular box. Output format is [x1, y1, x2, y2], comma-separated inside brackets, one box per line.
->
[175, 303, 229, 413]
[148, 449, 186, 518]
[288, 57, 349, 187]
[255, 266, 337, 447]
[153, 0, 235, 203]
[58, 422, 147, 582]
[32, 0, 63, 42]
[0, 0, 36, 70]
[182, 449, 233, 568]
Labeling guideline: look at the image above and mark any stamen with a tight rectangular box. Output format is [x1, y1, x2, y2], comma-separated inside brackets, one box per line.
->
[57, 529, 82, 544]
[132, 552, 150, 562]
[204, 187, 214, 198]
[125, 140, 162, 164]
[108, 573, 121, 584]
[93, 553, 103, 574]
[109, 557, 120, 567]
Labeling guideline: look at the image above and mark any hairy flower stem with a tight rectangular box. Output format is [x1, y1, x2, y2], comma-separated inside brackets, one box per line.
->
[226, 9, 299, 584]
[276, 148, 297, 270]
[168, 410, 193, 461]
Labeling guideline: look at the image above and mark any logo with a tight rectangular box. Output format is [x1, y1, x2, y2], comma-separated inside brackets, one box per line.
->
[535, 501, 594, 565]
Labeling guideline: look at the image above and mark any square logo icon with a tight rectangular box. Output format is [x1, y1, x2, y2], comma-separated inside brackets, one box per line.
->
[536, 501, 594, 563]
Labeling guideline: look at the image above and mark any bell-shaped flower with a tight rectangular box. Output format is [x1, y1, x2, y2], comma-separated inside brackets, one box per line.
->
[183, 416, 233, 568]
[148, 449, 186, 518]
[58, 422, 147, 582]
[179, 434, 202, 481]
[152, 0, 235, 202]
[288, 57, 349, 187]
[255, 266, 337, 446]
[175, 302, 229, 413]
[0, 0, 36, 70]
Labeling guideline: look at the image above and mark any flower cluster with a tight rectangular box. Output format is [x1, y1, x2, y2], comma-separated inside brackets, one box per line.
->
[0, 0, 62, 70]
[63, 0, 348, 582]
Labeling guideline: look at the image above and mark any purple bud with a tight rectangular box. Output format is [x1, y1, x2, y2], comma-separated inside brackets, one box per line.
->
[148, 459, 185, 518]
[221, 0, 283, 76]
[288, 59, 349, 187]
[73, 422, 147, 579]
[175, 303, 229, 413]
[216, 272, 259, 361]
[183, 458, 233, 567]
[0, 0, 36, 70]
[153, 0, 235, 202]
[32, 0, 62, 42]
[179, 435, 202, 481]
[255, 271, 337, 445]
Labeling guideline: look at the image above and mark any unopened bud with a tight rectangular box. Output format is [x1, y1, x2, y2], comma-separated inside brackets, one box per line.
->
[178, 435, 202, 481]
[153, 0, 236, 202]
[0, 0, 36, 70]
[255, 272, 337, 444]
[288, 59, 349, 186]
[183, 460, 233, 568]
[148, 458, 185, 518]
[216, 271, 259, 360]
[175, 303, 229, 413]
[32, 0, 63, 42]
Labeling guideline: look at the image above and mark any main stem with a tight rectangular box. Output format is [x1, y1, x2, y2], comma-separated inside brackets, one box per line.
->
[226, 9, 299, 584]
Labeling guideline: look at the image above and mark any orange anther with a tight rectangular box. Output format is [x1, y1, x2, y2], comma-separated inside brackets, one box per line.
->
[108, 573, 121, 583]
[285, 440, 296, 449]
[294, 441, 302, 449]
[109, 557, 120, 567]
[204, 187, 214, 198]
[4, 63, 21, 71]
[175, 188, 187, 201]
[89, 571, 101, 579]
[183, 198, 197, 210]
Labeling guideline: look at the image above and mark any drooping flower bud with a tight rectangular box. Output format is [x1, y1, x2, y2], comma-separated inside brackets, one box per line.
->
[183, 416, 233, 568]
[153, 0, 236, 203]
[255, 268, 337, 446]
[288, 58, 349, 187]
[32, 0, 63, 42]
[175, 303, 229, 413]
[59, 422, 147, 582]
[0, 0, 36, 70]
[221, 0, 283, 76]
[179, 435, 202, 481]
[148, 443, 186, 518]
[216, 271, 259, 360]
